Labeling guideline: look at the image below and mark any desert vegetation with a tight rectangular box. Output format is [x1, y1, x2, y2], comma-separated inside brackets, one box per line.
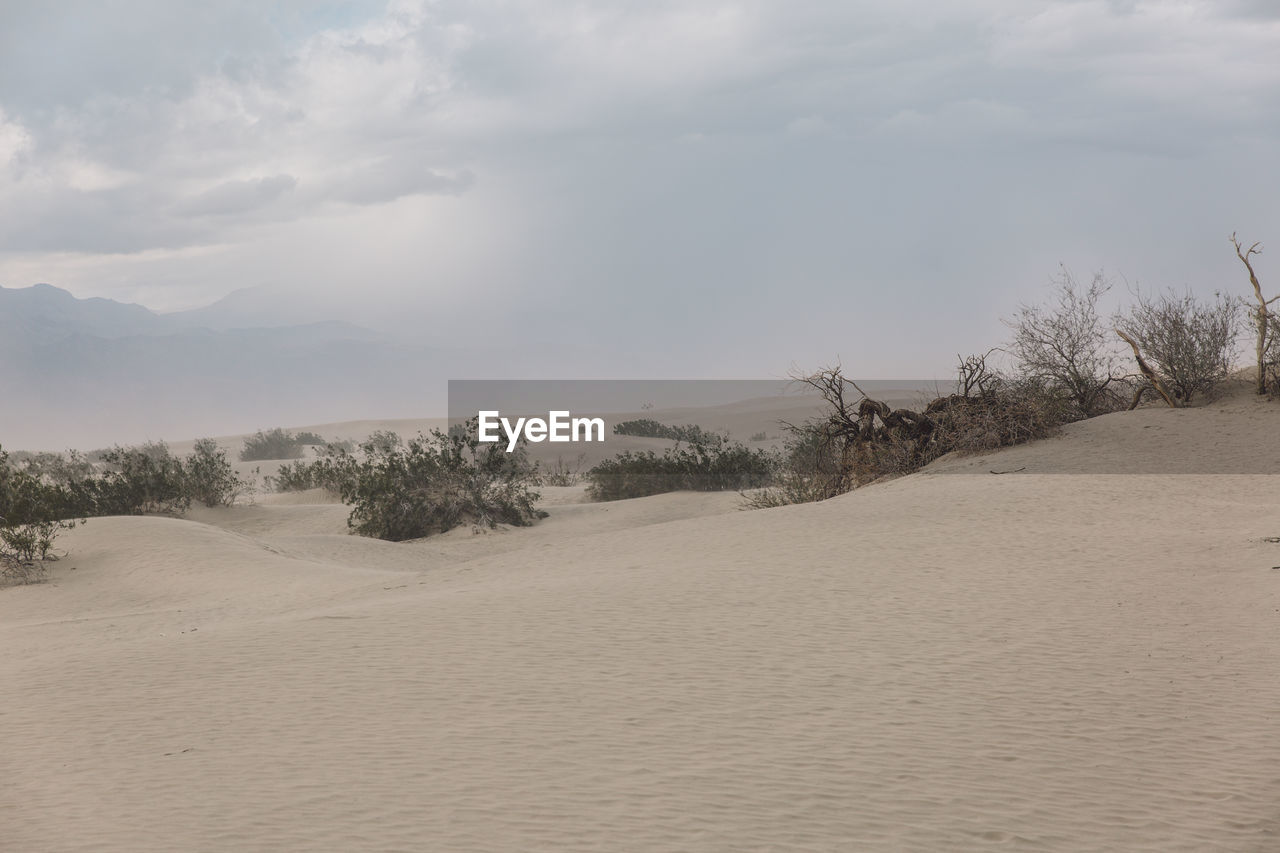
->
[1232, 233, 1280, 397]
[2, 233, 1269, 568]
[339, 421, 544, 540]
[0, 440, 246, 582]
[749, 243, 1258, 508]
[1004, 269, 1128, 418]
[586, 432, 776, 502]
[746, 356, 1077, 508]
[1115, 288, 1241, 407]
[240, 428, 330, 461]
[0, 446, 82, 583]
[538, 454, 588, 487]
[612, 419, 713, 443]
[269, 440, 364, 493]
[268, 423, 545, 540]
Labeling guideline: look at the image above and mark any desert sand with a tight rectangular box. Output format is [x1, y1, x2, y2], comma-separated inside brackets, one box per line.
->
[4, 386, 1280, 851]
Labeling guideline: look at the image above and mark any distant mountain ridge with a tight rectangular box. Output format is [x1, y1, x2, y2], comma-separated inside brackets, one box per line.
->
[0, 283, 444, 449]
[0, 282, 160, 341]
[160, 285, 345, 332]
[0, 283, 377, 342]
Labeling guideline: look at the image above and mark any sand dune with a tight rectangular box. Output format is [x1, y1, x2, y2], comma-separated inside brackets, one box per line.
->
[5, 390, 1280, 851]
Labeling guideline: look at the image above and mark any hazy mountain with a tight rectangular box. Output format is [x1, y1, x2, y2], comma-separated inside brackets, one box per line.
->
[0, 282, 160, 342]
[0, 284, 448, 449]
[161, 285, 348, 332]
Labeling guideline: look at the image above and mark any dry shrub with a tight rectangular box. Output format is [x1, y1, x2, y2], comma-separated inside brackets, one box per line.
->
[1261, 312, 1280, 398]
[926, 377, 1074, 455]
[1004, 269, 1127, 418]
[1115, 289, 1242, 405]
[747, 358, 1076, 508]
[538, 454, 588, 487]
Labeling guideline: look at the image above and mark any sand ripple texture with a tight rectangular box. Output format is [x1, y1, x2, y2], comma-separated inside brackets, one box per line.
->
[3, 474, 1280, 851]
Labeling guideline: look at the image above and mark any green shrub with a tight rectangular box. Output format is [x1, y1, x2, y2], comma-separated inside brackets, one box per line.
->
[0, 445, 83, 583]
[743, 422, 849, 508]
[1, 436, 254, 583]
[240, 428, 310, 461]
[586, 433, 777, 501]
[612, 419, 711, 442]
[185, 439, 247, 508]
[270, 444, 359, 493]
[18, 450, 95, 485]
[339, 418, 545, 541]
[364, 431, 401, 454]
[94, 442, 191, 515]
[1, 519, 68, 563]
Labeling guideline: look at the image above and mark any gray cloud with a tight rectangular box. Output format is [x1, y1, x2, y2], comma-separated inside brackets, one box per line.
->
[0, 1, 1278, 377]
[325, 160, 474, 206]
[176, 174, 299, 217]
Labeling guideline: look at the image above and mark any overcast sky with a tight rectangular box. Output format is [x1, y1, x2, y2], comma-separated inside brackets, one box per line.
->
[2, 0, 1278, 377]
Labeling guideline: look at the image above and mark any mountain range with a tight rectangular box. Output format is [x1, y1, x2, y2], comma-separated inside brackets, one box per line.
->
[0, 283, 450, 450]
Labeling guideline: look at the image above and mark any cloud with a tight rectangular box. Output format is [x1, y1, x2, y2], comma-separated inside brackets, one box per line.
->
[786, 115, 831, 137]
[177, 174, 299, 217]
[0, 108, 31, 167]
[325, 159, 473, 206]
[1, 1, 1279, 381]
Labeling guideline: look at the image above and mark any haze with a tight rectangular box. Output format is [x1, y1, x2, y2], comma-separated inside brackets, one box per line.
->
[2, 1, 1278, 447]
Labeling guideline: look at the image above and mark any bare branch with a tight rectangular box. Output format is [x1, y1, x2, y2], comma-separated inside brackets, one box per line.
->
[1116, 329, 1179, 408]
[1232, 232, 1276, 395]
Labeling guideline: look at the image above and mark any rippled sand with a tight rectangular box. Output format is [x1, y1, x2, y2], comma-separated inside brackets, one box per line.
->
[4, 392, 1280, 851]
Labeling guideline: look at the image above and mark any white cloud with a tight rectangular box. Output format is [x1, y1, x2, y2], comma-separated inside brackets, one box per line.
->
[61, 159, 137, 192]
[176, 174, 299, 217]
[0, 108, 31, 166]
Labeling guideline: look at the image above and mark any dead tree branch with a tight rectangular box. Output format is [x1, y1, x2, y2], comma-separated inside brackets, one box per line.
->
[1116, 329, 1178, 407]
[1232, 232, 1276, 395]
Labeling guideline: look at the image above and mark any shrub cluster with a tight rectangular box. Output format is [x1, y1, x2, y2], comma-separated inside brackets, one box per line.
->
[0, 446, 83, 583]
[67, 440, 246, 516]
[0, 439, 246, 581]
[612, 419, 712, 443]
[748, 260, 1255, 510]
[1004, 270, 1127, 418]
[586, 433, 776, 502]
[269, 442, 360, 493]
[266, 425, 546, 540]
[1116, 289, 1241, 405]
[240, 428, 329, 461]
[538, 454, 588, 487]
[747, 358, 1080, 508]
[183, 439, 246, 509]
[337, 420, 545, 541]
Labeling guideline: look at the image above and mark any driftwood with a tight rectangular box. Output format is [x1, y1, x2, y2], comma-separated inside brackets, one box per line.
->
[1116, 329, 1179, 408]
